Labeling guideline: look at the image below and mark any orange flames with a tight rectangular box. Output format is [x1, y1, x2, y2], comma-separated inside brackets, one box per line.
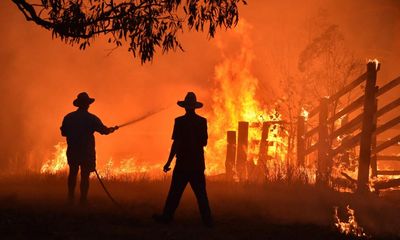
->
[41, 142, 163, 179]
[41, 142, 68, 174]
[334, 205, 367, 237]
[38, 23, 397, 188]
[40, 20, 290, 180]
[300, 108, 309, 121]
[102, 158, 162, 180]
[206, 20, 289, 178]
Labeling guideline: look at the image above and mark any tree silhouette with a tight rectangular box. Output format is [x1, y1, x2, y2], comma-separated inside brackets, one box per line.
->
[13, 0, 246, 63]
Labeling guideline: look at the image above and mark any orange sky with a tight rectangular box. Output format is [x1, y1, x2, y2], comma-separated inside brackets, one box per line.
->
[0, 0, 399, 172]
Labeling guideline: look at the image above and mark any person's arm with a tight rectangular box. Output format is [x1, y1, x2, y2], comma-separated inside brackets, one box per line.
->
[164, 119, 178, 172]
[94, 116, 119, 135]
[163, 140, 177, 172]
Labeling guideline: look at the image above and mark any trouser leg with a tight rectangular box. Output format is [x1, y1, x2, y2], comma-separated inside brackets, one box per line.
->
[189, 173, 212, 223]
[80, 168, 91, 202]
[68, 164, 79, 201]
[163, 172, 188, 219]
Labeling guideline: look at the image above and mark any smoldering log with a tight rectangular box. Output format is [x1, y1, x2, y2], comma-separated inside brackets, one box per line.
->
[341, 172, 357, 185]
[329, 172, 358, 191]
[374, 178, 400, 190]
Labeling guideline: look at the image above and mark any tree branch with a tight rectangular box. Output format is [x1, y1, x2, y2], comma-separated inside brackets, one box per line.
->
[12, 0, 245, 63]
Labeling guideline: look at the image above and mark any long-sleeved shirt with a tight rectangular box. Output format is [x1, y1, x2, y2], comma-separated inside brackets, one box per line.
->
[60, 109, 111, 170]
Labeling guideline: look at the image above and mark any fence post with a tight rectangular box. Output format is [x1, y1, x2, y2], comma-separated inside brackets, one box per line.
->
[357, 61, 379, 193]
[297, 116, 306, 166]
[258, 122, 270, 163]
[258, 122, 270, 177]
[317, 97, 330, 186]
[371, 98, 378, 177]
[236, 121, 249, 181]
[226, 131, 236, 180]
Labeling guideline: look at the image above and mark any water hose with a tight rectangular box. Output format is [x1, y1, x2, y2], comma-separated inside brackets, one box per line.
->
[94, 169, 123, 209]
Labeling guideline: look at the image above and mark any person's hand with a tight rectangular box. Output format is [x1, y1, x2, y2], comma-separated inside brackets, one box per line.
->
[110, 126, 119, 133]
[163, 163, 171, 173]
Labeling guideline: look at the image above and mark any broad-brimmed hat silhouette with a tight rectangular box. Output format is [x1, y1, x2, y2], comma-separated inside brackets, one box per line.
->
[177, 92, 203, 109]
[73, 92, 95, 107]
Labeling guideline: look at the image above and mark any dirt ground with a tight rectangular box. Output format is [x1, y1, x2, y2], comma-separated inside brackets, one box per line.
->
[0, 174, 399, 240]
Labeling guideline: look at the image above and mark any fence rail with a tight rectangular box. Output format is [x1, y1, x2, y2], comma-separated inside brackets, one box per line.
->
[297, 61, 400, 192]
[377, 155, 400, 161]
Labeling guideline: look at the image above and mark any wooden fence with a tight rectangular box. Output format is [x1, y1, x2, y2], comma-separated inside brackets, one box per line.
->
[297, 61, 400, 192]
[225, 120, 287, 181]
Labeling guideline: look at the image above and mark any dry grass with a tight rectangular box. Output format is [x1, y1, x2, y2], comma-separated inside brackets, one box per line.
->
[0, 173, 399, 240]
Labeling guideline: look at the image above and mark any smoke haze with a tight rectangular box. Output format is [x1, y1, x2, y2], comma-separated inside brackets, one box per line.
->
[0, 0, 399, 172]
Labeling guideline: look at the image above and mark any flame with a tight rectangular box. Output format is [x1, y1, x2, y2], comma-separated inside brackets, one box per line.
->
[41, 142, 68, 174]
[40, 21, 289, 180]
[334, 205, 368, 237]
[206, 20, 289, 178]
[368, 58, 380, 70]
[41, 142, 163, 179]
[40, 23, 389, 185]
[38, 37, 392, 188]
[300, 107, 309, 121]
[101, 158, 162, 180]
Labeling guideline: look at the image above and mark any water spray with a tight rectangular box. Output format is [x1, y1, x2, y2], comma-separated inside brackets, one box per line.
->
[117, 106, 169, 128]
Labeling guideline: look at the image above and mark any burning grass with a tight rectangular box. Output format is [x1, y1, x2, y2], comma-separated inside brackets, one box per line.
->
[334, 205, 368, 238]
[0, 173, 399, 239]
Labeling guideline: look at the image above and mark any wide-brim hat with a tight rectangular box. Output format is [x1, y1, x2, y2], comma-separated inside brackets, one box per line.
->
[73, 92, 95, 107]
[177, 92, 203, 109]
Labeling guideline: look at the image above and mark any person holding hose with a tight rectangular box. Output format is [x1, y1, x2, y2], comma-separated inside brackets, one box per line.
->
[60, 92, 118, 205]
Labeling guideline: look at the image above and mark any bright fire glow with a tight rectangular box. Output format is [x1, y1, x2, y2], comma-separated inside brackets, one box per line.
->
[40, 142, 163, 179]
[206, 20, 289, 178]
[301, 107, 309, 121]
[40, 21, 290, 181]
[368, 58, 380, 70]
[334, 205, 367, 237]
[41, 142, 68, 174]
[102, 158, 162, 180]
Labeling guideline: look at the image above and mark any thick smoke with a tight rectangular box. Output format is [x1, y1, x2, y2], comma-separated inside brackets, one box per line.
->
[0, 0, 398, 172]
